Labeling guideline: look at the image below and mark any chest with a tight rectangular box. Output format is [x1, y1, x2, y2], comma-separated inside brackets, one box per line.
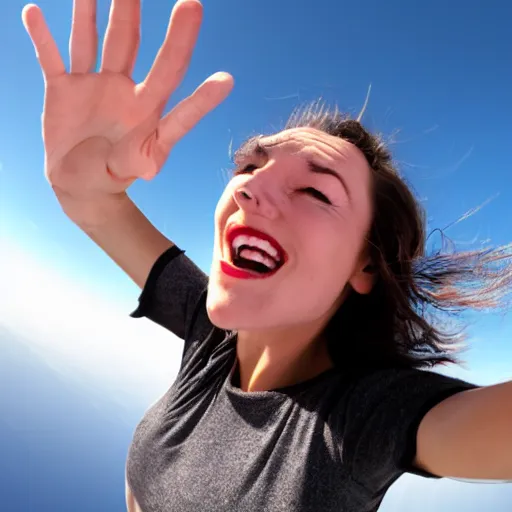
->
[126, 369, 366, 512]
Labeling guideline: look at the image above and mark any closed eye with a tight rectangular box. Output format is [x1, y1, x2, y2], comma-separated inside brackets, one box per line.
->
[299, 187, 332, 205]
[233, 165, 332, 205]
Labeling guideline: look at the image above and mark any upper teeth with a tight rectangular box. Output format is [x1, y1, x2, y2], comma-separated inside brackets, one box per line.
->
[231, 235, 281, 261]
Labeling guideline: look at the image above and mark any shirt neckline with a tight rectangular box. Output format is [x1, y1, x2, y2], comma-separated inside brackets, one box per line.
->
[225, 358, 339, 399]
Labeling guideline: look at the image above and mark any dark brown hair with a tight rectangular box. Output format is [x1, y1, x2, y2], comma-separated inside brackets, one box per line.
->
[241, 103, 512, 370]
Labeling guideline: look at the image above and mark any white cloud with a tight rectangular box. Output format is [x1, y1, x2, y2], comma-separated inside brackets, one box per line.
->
[0, 238, 184, 409]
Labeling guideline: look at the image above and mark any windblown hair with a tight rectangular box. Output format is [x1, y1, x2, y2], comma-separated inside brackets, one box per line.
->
[284, 103, 512, 370]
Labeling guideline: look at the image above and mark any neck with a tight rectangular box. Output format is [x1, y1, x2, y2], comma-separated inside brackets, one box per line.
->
[235, 322, 333, 392]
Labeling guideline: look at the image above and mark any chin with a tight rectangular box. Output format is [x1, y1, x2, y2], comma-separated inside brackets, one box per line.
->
[205, 281, 268, 331]
[206, 299, 260, 331]
[205, 276, 240, 330]
[206, 299, 235, 330]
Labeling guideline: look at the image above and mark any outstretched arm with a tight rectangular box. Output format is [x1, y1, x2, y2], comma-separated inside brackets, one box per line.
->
[81, 195, 173, 289]
[23, 0, 232, 288]
[415, 379, 512, 480]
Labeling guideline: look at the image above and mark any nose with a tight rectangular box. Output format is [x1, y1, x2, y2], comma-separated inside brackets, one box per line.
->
[233, 183, 279, 220]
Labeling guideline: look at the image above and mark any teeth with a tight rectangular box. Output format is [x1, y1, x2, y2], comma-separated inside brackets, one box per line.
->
[248, 237, 279, 259]
[231, 234, 281, 261]
[239, 249, 276, 270]
[232, 235, 250, 253]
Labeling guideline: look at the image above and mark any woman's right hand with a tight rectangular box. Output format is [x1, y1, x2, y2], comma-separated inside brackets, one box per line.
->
[22, 0, 233, 226]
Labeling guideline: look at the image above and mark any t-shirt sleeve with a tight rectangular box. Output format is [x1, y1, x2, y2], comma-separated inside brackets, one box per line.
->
[340, 367, 478, 492]
[130, 245, 212, 342]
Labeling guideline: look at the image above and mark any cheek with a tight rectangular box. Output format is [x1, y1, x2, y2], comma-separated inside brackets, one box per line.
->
[214, 185, 236, 226]
[297, 213, 362, 281]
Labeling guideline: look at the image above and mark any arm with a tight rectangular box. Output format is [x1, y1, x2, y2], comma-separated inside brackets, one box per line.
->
[415, 379, 512, 480]
[79, 195, 174, 289]
[82, 194, 210, 342]
[23, 0, 232, 290]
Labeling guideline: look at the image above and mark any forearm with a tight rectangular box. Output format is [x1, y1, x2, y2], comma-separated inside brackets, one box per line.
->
[79, 195, 174, 289]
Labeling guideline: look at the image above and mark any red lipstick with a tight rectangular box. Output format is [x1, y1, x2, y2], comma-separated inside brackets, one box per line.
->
[220, 260, 269, 279]
[226, 225, 286, 260]
[220, 224, 287, 280]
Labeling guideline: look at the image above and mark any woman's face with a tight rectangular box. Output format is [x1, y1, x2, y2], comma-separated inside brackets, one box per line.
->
[207, 127, 374, 332]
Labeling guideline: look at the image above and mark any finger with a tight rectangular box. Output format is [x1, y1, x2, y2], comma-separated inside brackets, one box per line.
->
[69, 0, 98, 73]
[100, 0, 140, 75]
[152, 72, 234, 167]
[22, 4, 66, 80]
[141, 0, 203, 106]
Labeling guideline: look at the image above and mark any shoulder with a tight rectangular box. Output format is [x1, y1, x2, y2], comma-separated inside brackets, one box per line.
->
[337, 365, 476, 488]
[131, 246, 210, 340]
[349, 365, 475, 401]
[342, 366, 477, 437]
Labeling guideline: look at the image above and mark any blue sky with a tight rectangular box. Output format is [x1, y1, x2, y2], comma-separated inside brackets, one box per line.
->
[1, 0, 511, 510]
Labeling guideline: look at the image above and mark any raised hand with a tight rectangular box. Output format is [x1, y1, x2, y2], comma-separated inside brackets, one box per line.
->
[22, 0, 233, 225]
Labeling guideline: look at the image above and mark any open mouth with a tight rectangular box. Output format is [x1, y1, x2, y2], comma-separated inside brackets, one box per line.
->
[223, 224, 286, 278]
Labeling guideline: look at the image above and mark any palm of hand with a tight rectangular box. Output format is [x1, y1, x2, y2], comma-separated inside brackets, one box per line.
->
[44, 72, 161, 198]
[23, 0, 233, 205]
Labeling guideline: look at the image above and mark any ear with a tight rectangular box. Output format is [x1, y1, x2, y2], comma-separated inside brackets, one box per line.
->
[349, 258, 376, 295]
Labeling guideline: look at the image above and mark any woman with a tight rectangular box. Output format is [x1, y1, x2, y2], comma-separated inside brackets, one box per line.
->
[22, 0, 512, 511]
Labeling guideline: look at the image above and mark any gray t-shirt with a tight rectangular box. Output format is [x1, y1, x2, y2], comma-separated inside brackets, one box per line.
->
[126, 247, 476, 512]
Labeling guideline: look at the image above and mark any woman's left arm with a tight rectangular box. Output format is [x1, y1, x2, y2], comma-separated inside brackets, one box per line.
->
[415, 379, 512, 480]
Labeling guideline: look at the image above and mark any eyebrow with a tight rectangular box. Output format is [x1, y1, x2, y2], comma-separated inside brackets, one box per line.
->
[306, 161, 351, 201]
[234, 137, 351, 200]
